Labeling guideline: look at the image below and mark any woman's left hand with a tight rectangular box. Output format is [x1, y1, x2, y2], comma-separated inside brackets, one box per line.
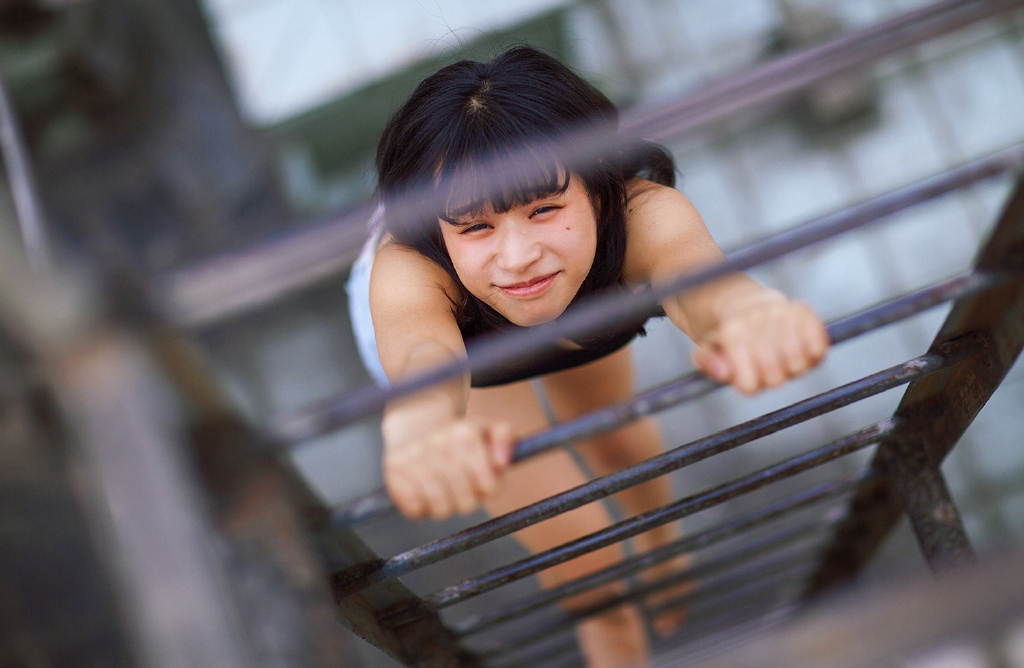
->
[690, 288, 829, 394]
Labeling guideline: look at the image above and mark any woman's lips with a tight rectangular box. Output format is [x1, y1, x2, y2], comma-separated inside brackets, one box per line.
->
[498, 272, 558, 297]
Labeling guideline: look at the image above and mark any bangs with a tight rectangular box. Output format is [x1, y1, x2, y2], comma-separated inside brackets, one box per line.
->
[436, 141, 572, 222]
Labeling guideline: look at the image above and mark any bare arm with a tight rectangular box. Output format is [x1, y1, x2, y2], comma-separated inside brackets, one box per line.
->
[370, 241, 513, 518]
[623, 182, 829, 393]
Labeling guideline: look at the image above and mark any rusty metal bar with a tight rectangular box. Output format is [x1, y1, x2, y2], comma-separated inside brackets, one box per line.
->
[334, 269, 996, 527]
[661, 582, 799, 653]
[496, 555, 812, 654]
[412, 422, 893, 611]
[647, 554, 812, 619]
[807, 176, 1024, 594]
[583, 556, 812, 647]
[333, 341, 975, 599]
[880, 429, 976, 571]
[315, 528, 482, 666]
[453, 494, 846, 637]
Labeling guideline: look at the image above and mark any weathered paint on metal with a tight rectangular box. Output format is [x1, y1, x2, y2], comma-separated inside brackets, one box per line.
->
[807, 176, 1024, 593]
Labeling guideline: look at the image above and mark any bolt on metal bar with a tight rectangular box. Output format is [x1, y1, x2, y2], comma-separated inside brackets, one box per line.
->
[333, 341, 974, 598]
[333, 269, 997, 527]
[452, 490, 849, 637]
[272, 145, 1021, 445]
[0, 67, 52, 275]
[416, 421, 895, 611]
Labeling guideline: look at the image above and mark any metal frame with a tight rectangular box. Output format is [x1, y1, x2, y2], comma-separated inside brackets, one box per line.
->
[2, 3, 1024, 667]
[319, 166, 1024, 665]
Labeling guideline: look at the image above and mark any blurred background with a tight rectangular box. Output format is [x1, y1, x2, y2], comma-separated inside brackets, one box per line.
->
[2, 0, 1024, 665]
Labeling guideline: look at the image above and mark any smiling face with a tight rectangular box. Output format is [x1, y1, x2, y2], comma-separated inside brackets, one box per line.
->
[439, 175, 598, 327]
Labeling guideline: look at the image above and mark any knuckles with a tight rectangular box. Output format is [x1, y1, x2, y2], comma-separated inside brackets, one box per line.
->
[383, 417, 507, 520]
[711, 296, 829, 394]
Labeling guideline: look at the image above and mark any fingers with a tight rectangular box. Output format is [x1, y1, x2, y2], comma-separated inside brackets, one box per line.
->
[696, 296, 829, 395]
[384, 467, 427, 519]
[800, 301, 830, 364]
[690, 346, 731, 384]
[488, 421, 516, 468]
[384, 418, 516, 520]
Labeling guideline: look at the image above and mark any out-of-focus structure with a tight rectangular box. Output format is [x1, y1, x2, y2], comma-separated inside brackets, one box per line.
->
[2, 1, 1024, 667]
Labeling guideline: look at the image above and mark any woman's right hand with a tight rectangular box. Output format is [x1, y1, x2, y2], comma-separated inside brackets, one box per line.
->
[382, 411, 515, 520]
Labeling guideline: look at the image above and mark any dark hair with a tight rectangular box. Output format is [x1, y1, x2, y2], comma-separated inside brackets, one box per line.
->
[375, 46, 675, 339]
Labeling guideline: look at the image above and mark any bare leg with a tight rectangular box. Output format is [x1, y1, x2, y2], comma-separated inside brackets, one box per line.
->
[468, 381, 648, 668]
[541, 347, 692, 635]
[541, 347, 674, 546]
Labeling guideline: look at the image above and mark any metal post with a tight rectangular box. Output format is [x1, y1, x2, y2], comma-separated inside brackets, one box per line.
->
[880, 428, 976, 572]
[808, 176, 1024, 593]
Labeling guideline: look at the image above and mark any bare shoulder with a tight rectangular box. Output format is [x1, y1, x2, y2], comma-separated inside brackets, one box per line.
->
[623, 179, 720, 283]
[369, 239, 467, 378]
[371, 239, 460, 303]
[625, 179, 701, 229]
[370, 239, 464, 334]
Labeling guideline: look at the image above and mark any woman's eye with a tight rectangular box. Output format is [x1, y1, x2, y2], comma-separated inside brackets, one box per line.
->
[531, 205, 560, 218]
[460, 223, 490, 234]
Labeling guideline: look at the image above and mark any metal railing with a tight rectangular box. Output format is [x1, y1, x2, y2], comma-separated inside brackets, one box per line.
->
[2, 3, 1024, 667]
[318, 170, 1021, 666]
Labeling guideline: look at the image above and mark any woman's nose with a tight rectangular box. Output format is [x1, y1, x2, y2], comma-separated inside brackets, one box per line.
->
[495, 225, 542, 272]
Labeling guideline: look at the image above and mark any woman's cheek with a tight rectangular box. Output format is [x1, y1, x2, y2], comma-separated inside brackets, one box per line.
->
[450, 244, 491, 290]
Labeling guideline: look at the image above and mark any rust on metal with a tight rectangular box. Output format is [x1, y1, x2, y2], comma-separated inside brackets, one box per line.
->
[807, 177, 1024, 593]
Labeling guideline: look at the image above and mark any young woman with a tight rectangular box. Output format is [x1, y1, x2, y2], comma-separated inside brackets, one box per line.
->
[347, 46, 828, 668]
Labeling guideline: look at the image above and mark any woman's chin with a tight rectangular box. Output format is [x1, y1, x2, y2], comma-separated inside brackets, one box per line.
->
[500, 306, 565, 328]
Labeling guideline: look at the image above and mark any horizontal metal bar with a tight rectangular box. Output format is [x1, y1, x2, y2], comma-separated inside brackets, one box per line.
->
[272, 145, 1021, 444]
[663, 604, 796, 667]
[414, 422, 894, 610]
[626, 0, 1024, 139]
[453, 496, 844, 637]
[332, 269, 998, 527]
[334, 341, 976, 598]
[654, 570, 808, 644]
[450, 476, 859, 636]
[647, 553, 814, 618]
[665, 595, 797, 655]
[499, 557, 813, 653]
[161, 0, 1016, 329]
